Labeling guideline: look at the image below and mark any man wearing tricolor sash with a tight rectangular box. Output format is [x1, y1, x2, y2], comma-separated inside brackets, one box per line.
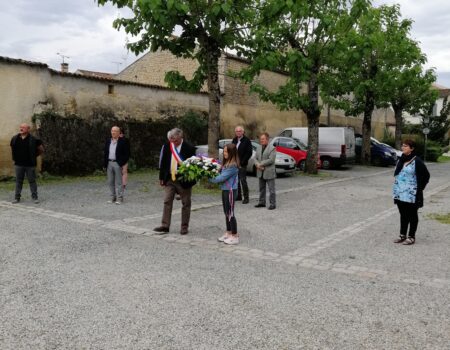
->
[154, 128, 196, 235]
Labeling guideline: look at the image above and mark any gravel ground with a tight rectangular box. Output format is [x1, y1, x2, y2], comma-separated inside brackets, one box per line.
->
[1, 163, 449, 349]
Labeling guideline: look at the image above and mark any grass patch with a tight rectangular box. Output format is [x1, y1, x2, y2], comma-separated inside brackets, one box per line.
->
[437, 155, 450, 163]
[428, 213, 450, 225]
[0, 168, 160, 192]
[193, 180, 221, 195]
[292, 170, 332, 179]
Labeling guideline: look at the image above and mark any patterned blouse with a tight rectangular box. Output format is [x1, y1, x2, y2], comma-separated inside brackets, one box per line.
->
[393, 159, 417, 203]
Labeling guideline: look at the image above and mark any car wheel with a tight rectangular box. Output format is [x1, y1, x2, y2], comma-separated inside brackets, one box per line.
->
[298, 160, 306, 171]
[321, 157, 332, 170]
[372, 156, 382, 167]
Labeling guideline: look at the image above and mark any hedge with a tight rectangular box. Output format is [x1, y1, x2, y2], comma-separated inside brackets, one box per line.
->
[34, 109, 207, 175]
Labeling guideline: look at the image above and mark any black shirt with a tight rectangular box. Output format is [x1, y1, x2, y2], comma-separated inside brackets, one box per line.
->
[10, 135, 43, 166]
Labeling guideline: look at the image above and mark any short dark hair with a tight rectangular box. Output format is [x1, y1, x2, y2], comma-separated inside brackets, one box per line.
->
[260, 132, 270, 139]
[402, 139, 416, 149]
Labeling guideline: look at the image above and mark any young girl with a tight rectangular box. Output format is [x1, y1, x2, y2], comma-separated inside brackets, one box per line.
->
[209, 143, 240, 245]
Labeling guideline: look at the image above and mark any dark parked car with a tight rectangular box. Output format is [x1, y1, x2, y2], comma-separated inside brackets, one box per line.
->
[355, 134, 397, 166]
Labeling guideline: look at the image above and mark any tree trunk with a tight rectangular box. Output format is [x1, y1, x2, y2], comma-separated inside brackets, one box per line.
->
[206, 49, 221, 160]
[361, 90, 374, 165]
[305, 70, 321, 174]
[393, 106, 403, 150]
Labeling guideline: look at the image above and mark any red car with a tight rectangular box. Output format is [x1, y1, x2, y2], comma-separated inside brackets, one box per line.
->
[271, 136, 321, 170]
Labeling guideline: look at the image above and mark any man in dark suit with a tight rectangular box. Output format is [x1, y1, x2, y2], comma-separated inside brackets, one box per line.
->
[10, 123, 44, 204]
[232, 125, 253, 204]
[154, 128, 196, 235]
[104, 126, 130, 204]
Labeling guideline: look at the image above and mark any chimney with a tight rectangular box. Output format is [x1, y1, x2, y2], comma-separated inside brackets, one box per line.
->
[61, 62, 69, 73]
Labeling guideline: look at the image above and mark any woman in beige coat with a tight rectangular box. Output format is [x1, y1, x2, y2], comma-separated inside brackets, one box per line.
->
[254, 132, 277, 210]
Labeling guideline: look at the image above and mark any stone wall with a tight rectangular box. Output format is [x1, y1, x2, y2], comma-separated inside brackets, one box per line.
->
[0, 57, 208, 176]
[117, 50, 203, 90]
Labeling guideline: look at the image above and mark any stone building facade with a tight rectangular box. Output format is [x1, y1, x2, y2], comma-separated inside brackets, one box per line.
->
[0, 56, 208, 176]
[117, 51, 394, 139]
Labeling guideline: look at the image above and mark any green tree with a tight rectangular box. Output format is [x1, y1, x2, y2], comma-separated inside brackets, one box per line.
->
[422, 96, 450, 144]
[374, 5, 438, 149]
[323, 5, 408, 164]
[97, 0, 253, 158]
[237, 0, 370, 173]
[388, 67, 437, 149]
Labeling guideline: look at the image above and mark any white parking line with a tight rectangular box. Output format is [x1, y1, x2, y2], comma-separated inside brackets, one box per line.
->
[282, 182, 450, 259]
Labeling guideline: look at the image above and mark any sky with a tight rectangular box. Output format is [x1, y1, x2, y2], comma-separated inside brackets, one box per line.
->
[1, 0, 449, 87]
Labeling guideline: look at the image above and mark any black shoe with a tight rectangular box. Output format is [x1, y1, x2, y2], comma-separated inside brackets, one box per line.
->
[393, 235, 406, 243]
[180, 228, 189, 235]
[242, 198, 249, 204]
[236, 196, 243, 201]
[254, 203, 265, 208]
[268, 205, 276, 210]
[153, 226, 169, 234]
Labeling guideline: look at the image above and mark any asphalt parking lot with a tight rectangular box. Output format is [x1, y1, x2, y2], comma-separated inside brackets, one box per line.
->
[1, 163, 449, 349]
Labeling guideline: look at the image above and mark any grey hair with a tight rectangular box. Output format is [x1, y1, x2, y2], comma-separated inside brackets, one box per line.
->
[168, 128, 183, 139]
[235, 125, 245, 132]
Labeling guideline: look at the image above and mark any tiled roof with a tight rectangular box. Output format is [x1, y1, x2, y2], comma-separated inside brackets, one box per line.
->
[0, 55, 207, 94]
[75, 69, 116, 79]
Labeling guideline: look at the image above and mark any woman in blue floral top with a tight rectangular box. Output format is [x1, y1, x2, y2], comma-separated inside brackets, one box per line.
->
[392, 139, 430, 245]
[209, 144, 240, 245]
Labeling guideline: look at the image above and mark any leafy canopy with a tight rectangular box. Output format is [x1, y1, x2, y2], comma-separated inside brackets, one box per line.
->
[97, 0, 253, 92]
[237, 0, 370, 114]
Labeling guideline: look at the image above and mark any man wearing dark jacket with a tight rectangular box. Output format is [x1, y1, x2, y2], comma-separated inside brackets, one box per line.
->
[10, 123, 44, 204]
[154, 128, 196, 235]
[104, 126, 130, 204]
[232, 125, 253, 204]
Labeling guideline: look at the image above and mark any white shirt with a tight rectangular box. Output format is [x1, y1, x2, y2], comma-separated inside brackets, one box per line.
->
[109, 139, 118, 160]
[236, 137, 242, 149]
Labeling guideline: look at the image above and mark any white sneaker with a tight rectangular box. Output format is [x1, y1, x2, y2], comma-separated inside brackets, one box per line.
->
[218, 235, 228, 242]
[224, 236, 239, 245]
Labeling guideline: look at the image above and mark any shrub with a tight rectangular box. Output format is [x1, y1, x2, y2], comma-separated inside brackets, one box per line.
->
[177, 111, 208, 146]
[400, 135, 442, 162]
[34, 109, 208, 175]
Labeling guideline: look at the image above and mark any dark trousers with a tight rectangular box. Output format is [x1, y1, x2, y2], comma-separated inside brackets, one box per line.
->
[237, 167, 249, 200]
[222, 190, 237, 234]
[161, 180, 192, 230]
[15, 166, 38, 200]
[258, 178, 276, 206]
[397, 201, 419, 238]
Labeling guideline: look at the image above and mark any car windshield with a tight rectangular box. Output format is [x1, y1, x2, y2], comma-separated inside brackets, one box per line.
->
[371, 138, 381, 145]
[292, 138, 307, 150]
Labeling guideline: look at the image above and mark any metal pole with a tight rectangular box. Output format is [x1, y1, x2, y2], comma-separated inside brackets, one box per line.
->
[424, 134, 427, 162]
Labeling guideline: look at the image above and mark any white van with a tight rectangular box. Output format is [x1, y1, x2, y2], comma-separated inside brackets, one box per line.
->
[278, 127, 356, 169]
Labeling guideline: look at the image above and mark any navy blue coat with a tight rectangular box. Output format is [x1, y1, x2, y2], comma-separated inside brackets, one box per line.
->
[104, 137, 130, 168]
